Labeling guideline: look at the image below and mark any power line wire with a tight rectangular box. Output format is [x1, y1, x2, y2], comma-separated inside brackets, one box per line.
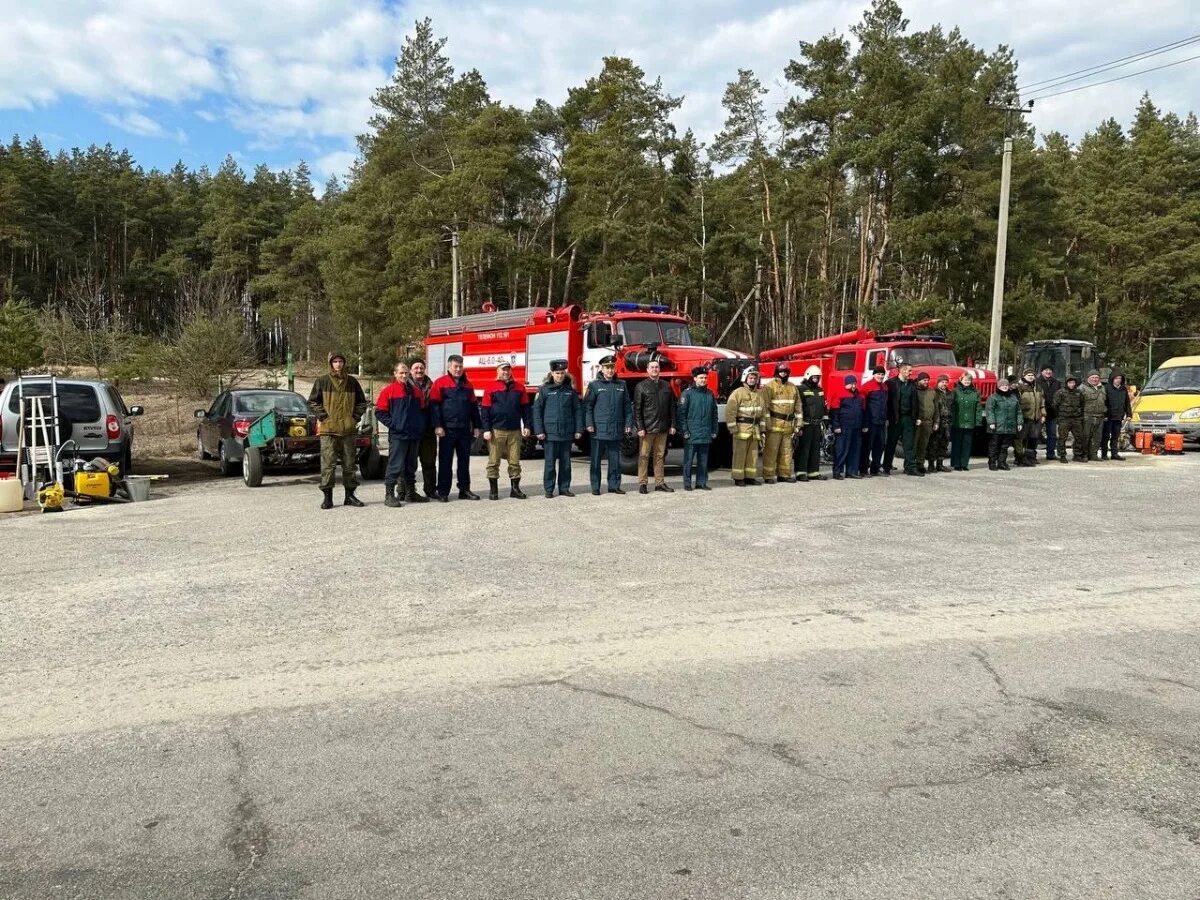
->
[1018, 33, 1200, 93]
[1026, 50, 1200, 102]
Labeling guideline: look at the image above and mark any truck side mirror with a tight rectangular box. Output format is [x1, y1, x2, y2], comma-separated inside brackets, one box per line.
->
[612, 335, 625, 351]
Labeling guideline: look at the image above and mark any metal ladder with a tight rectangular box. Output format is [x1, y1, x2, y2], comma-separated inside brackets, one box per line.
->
[16, 376, 64, 493]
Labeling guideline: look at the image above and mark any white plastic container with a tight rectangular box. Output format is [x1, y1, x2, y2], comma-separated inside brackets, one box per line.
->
[0, 476, 23, 513]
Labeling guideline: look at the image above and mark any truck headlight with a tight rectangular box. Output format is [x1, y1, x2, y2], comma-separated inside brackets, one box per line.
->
[1177, 407, 1200, 422]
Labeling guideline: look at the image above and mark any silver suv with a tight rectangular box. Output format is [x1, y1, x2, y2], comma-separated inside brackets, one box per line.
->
[0, 378, 144, 475]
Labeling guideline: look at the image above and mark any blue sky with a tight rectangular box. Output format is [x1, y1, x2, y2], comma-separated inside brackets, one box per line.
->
[3, 0, 1199, 190]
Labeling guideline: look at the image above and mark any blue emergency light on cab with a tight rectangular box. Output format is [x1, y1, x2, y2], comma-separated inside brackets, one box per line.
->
[610, 301, 673, 314]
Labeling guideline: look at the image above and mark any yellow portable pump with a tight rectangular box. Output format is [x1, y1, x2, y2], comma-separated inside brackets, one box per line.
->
[73, 460, 120, 499]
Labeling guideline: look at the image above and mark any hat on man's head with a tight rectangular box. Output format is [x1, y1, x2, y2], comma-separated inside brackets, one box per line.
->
[691, 366, 707, 377]
[872, 366, 886, 375]
[843, 375, 858, 386]
[916, 371, 930, 382]
[599, 355, 616, 366]
[550, 359, 568, 372]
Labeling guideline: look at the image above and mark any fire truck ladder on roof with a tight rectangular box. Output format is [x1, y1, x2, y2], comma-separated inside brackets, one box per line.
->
[427, 306, 553, 336]
[16, 376, 65, 491]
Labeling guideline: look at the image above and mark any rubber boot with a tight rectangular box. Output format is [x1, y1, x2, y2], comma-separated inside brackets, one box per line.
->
[488, 478, 500, 501]
[405, 483, 429, 503]
[320, 488, 334, 510]
[510, 479, 527, 499]
[343, 488, 365, 507]
[384, 484, 402, 508]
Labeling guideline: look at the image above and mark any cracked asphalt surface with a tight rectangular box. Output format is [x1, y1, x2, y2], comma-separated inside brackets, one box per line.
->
[3, 452, 1200, 898]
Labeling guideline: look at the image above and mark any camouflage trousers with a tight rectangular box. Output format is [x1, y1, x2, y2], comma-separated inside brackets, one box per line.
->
[320, 433, 358, 491]
[926, 424, 951, 461]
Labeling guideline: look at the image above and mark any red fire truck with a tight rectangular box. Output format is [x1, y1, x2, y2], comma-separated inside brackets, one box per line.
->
[424, 302, 751, 470]
[757, 320, 997, 411]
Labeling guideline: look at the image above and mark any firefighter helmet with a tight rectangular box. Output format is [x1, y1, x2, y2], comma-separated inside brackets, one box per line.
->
[804, 365, 820, 379]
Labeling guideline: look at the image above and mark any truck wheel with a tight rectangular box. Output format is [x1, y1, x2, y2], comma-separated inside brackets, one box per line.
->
[359, 444, 384, 481]
[242, 446, 264, 487]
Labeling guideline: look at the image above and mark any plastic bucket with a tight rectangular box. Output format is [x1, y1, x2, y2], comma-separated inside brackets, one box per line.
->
[125, 475, 152, 502]
[0, 475, 22, 513]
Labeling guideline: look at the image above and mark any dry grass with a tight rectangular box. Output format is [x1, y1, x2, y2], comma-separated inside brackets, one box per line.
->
[121, 383, 210, 458]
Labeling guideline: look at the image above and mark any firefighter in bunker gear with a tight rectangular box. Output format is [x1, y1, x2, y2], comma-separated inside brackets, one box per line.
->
[725, 367, 766, 485]
[761, 365, 802, 482]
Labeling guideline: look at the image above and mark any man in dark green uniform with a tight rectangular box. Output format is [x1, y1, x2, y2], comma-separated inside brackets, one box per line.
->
[927, 374, 952, 473]
[1080, 369, 1107, 462]
[913, 371, 936, 475]
[1053, 374, 1085, 463]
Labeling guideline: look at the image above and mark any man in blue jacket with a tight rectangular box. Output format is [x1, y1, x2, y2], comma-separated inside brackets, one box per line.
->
[583, 355, 634, 496]
[481, 362, 532, 500]
[375, 361, 430, 508]
[533, 359, 583, 498]
[832, 375, 866, 480]
[677, 366, 719, 491]
[861, 366, 889, 476]
[430, 354, 482, 501]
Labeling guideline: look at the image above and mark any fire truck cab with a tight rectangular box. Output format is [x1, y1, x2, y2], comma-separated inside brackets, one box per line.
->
[424, 302, 750, 471]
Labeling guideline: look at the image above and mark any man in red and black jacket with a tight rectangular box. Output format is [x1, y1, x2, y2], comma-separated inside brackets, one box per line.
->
[375, 361, 430, 508]
[430, 354, 483, 501]
[481, 362, 533, 499]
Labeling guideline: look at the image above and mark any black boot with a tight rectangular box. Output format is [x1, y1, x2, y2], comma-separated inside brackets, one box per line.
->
[510, 480, 527, 499]
[459, 487, 481, 500]
[405, 483, 429, 503]
[488, 478, 499, 501]
[343, 488, 365, 507]
[560, 489, 575, 497]
[320, 488, 334, 510]
[383, 484, 402, 508]
[998, 460, 1010, 471]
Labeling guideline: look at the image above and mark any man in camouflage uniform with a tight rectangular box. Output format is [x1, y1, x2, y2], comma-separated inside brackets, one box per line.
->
[1053, 374, 1085, 463]
[760, 364, 802, 483]
[725, 367, 766, 486]
[1079, 369, 1107, 462]
[926, 374, 953, 473]
[1013, 368, 1045, 466]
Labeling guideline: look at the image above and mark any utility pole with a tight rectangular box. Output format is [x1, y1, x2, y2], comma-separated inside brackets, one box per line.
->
[449, 228, 461, 318]
[987, 100, 1033, 375]
[987, 136, 1013, 374]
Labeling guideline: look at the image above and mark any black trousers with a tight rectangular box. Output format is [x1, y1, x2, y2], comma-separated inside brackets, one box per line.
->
[988, 432, 1014, 466]
[385, 438, 419, 487]
[796, 422, 823, 477]
[418, 431, 437, 495]
[1102, 420, 1122, 456]
[883, 420, 901, 472]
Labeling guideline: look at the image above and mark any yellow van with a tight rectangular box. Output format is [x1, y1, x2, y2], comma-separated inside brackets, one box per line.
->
[1130, 355, 1200, 444]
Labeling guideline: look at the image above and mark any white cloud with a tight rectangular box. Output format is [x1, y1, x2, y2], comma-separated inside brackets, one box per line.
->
[101, 110, 187, 142]
[3, 0, 1200, 154]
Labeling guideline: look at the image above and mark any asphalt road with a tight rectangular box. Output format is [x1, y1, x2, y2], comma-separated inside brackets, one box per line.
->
[2, 452, 1199, 899]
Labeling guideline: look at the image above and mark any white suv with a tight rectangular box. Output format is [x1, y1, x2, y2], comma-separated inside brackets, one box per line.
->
[0, 378, 144, 475]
